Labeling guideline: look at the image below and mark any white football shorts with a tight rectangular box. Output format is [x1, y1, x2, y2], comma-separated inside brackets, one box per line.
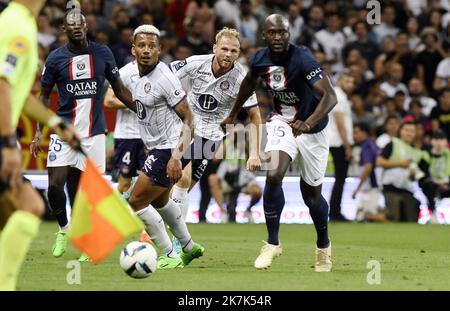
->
[46, 133, 105, 173]
[264, 118, 329, 186]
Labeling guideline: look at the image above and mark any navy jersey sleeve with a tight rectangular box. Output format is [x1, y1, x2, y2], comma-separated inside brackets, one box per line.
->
[41, 52, 57, 88]
[102, 46, 120, 83]
[247, 51, 260, 76]
[300, 47, 325, 88]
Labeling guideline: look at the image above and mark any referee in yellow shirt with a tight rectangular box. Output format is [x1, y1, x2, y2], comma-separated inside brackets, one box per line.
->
[0, 0, 81, 290]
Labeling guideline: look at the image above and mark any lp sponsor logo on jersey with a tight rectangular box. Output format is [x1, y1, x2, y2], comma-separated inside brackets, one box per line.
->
[135, 100, 146, 120]
[197, 94, 218, 112]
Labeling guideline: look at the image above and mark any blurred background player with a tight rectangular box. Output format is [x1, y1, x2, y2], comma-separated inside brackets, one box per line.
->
[168, 27, 261, 248]
[420, 129, 450, 223]
[126, 25, 203, 269]
[210, 125, 262, 223]
[0, 0, 81, 290]
[104, 61, 145, 195]
[328, 73, 355, 222]
[30, 9, 135, 261]
[376, 121, 428, 222]
[352, 123, 385, 222]
[221, 14, 337, 272]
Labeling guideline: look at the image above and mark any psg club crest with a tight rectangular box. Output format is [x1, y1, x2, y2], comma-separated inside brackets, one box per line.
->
[144, 83, 151, 93]
[267, 66, 287, 91]
[77, 63, 85, 71]
[220, 80, 230, 90]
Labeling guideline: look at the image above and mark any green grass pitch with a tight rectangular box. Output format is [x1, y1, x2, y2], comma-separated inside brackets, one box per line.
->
[18, 221, 450, 291]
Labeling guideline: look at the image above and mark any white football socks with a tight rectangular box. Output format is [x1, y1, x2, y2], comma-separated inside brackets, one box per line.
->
[135, 205, 177, 257]
[157, 199, 193, 251]
[171, 185, 189, 220]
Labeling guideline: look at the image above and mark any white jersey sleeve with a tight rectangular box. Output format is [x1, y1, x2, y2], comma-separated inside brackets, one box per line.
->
[156, 67, 187, 108]
[170, 55, 211, 92]
[113, 61, 141, 139]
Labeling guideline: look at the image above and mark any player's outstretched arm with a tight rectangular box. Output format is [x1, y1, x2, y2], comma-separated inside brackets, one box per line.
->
[110, 79, 136, 112]
[246, 105, 262, 172]
[104, 88, 128, 110]
[167, 99, 194, 184]
[0, 78, 22, 188]
[220, 71, 257, 133]
[23, 93, 82, 153]
[291, 75, 337, 137]
[30, 85, 53, 157]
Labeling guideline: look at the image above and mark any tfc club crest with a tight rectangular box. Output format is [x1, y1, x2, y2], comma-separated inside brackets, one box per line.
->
[77, 63, 85, 71]
[144, 83, 151, 93]
[220, 80, 230, 90]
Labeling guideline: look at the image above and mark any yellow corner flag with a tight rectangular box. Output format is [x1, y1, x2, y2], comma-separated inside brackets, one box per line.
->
[68, 158, 144, 263]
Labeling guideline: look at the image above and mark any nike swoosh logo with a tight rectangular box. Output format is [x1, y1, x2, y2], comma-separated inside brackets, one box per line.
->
[76, 72, 86, 77]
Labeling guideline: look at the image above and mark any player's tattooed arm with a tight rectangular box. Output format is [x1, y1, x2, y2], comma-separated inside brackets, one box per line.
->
[167, 99, 193, 183]
[220, 71, 258, 133]
[110, 79, 136, 112]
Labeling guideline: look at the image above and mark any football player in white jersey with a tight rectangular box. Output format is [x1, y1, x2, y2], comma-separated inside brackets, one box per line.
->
[125, 25, 204, 269]
[104, 61, 145, 194]
[104, 60, 151, 244]
[168, 28, 262, 234]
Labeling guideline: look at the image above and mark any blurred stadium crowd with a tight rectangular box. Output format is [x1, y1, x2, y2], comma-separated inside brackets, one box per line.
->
[2, 0, 450, 222]
[17, 0, 449, 143]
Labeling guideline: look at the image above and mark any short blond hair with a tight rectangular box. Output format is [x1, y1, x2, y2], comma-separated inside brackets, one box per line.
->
[133, 25, 160, 41]
[215, 27, 241, 45]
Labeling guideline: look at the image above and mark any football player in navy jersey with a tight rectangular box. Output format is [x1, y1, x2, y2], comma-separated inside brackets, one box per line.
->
[221, 14, 337, 272]
[30, 9, 135, 261]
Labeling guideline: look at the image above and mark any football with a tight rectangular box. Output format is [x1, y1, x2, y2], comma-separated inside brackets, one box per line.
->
[119, 241, 158, 278]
